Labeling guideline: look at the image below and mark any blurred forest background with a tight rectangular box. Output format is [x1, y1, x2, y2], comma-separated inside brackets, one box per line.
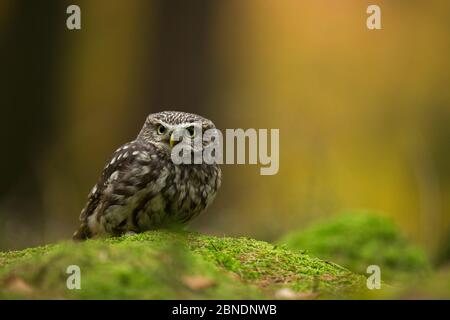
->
[0, 0, 449, 265]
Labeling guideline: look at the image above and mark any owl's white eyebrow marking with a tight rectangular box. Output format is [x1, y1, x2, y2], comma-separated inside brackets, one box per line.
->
[177, 122, 203, 129]
[155, 120, 174, 130]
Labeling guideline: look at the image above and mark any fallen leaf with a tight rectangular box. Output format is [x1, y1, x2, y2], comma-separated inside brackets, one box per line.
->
[182, 275, 216, 291]
[275, 288, 319, 300]
[4, 275, 34, 295]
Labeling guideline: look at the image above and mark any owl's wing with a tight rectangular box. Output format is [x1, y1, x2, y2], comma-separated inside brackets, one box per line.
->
[78, 140, 163, 223]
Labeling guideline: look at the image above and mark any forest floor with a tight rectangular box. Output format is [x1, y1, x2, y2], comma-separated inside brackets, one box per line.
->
[0, 214, 448, 299]
[0, 230, 372, 299]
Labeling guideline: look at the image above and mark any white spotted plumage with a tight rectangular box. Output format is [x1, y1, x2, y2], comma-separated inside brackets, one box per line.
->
[73, 111, 221, 240]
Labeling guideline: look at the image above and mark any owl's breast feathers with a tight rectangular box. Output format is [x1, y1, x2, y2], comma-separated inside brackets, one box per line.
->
[73, 140, 221, 240]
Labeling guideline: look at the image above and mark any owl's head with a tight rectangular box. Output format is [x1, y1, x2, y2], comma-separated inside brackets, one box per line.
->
[137, 111, 217, 154]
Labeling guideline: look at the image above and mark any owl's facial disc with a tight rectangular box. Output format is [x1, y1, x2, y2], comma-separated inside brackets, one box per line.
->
[169, 124, 202, 150]
[152, 122, 172, 149]
[138, 112, 216, 156]
[149, 121, 200, 153]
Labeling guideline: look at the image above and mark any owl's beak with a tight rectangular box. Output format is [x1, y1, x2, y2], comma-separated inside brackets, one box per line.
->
[169, 128, 186, 148]
[169, 133, 177, 148]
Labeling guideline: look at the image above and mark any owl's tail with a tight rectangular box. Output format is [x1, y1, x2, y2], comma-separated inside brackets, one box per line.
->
[72, 223, 92, 241]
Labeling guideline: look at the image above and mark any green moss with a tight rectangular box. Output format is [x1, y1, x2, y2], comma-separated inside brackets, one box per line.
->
[0, 230, 368, 299]
[278, 213, 431, 283]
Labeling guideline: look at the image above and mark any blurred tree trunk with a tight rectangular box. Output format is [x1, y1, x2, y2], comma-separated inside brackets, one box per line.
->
[0, 0, 65, 249]
[39, 1, 153, 244]
[140, 0, 215, 118]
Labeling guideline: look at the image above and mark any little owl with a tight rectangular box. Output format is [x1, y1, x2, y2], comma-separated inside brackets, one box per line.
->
[73, 111, 222, 240]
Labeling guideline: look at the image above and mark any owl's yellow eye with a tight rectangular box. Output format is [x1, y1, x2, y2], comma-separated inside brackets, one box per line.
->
[157, 125, 166, 135]
[186, 126, 195, 138]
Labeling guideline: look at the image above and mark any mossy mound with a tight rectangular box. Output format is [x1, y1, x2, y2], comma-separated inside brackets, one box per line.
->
[278, 213, 430, 283]
[0, 231, 367, 299]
